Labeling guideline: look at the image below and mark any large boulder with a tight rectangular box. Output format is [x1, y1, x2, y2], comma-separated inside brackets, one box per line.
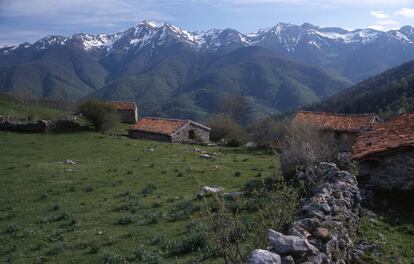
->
[268, 229, 318, 256]
[246, 249, 281, 264]
[196, 186, 224, 199]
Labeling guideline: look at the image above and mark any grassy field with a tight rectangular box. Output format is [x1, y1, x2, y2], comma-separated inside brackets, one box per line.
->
[0, 93, 69, 120]
[0, 130, 279, 263]
[358, 210, 414, 264]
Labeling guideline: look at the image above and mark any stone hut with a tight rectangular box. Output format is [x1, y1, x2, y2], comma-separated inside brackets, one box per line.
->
[293, 111, 379, 152]
[352, 112, 414, 192]
[128, 117, 210, 144]
[109, 101, 138, 124]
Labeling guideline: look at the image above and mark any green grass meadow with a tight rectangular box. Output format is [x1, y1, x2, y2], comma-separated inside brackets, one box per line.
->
[0, 130, 278, 263]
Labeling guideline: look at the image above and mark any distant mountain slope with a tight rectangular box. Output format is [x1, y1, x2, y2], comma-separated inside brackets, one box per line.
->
[92, 47, 352, 120]
[309, 60, 414, 116]
[0, 45, 108, 100]
[3, 20, 414, 119]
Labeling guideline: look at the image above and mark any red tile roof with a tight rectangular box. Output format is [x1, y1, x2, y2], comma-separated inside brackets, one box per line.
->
[294, 111, 378, 132]
[129, 117, 210, 136]
[352, 112, 414, 160]
[109, 101, 137, 111]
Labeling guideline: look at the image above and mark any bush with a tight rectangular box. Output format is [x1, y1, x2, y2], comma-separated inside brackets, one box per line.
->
[141, 184, 157, 196]
[248, 117, 288, 148]
[171, 222, 209, 256]
[115, 214, 135, 225]
[131, 245, 166, 264]
[278, 122, 337, 178]
[198, 180, 299, 263]
[78, 100, 119, 132]
[209, 114, 247, 146]
[167, 200, 200, 222]
[100, 250, 122, 264]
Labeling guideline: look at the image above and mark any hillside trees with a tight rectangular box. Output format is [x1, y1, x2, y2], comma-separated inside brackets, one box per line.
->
[78, 100, 119, 132]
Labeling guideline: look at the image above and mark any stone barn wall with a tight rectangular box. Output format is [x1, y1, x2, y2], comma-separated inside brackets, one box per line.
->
[128, 130, 171, 142]
[117, 109, 138, 124]
[357, 150, 414, 191]
[171, 123, 209, 144]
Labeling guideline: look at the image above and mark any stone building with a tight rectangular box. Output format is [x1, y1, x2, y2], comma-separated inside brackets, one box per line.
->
[109, 101, 138, 124]
[352, 112, 414, 192]
[128, 117, 210, 144]
[293, 111, 379, 152]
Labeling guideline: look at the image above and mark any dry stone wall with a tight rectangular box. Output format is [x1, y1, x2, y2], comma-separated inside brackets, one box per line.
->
[247, 162, 361, 264]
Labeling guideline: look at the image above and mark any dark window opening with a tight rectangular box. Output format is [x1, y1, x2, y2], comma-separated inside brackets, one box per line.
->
[189, 130, 195, 140]
[334, 131, 341, 141]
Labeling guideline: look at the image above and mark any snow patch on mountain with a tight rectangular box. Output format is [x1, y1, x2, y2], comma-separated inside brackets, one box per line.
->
[4, 21, 414, 57]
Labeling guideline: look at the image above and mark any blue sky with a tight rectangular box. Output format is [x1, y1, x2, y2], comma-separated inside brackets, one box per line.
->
[1, 0, 414, 46]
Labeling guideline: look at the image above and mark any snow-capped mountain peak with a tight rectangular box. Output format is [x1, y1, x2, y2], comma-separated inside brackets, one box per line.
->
[5, 21, 414, 57]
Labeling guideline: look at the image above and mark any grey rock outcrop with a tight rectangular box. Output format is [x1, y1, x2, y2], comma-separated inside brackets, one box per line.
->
[268, 230, 318, 255]
[246, 249, 281, 264]
[196, 186, 224, 199]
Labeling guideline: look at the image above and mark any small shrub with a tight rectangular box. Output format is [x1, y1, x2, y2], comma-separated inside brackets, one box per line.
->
[152, 200, 163, 208]
[47, 230, 64, 242]
[88, 242, 101, 254]
[142, 184, 157, 196]
[85, 186, 94, 192]
[278, 122, 336, 178]
[46, 242, 64, 256]
[50, 203, 60, 211]
[167, 200, 200, 222]
[234, 171, 241, 177]
[40, 192, 49, 200]
[171, 222, 209, 256]
[100, 250, 122, 264]
[139, 212, 160, 225]
[131, 245, 166, 264]
[115, 215, 134, 225]
[4, 223, 19, 234]
[151, 234, 173, 252]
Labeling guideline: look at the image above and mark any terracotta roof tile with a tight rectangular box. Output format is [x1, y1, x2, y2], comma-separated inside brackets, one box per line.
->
[109, 101, 137, 111]
[129, 117, 190, 136]
[352, 112, 414, 160]
[294, 111, 378, 132]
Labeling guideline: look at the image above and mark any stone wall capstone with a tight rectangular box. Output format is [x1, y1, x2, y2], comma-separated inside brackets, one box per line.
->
[247, 162, 361, 264]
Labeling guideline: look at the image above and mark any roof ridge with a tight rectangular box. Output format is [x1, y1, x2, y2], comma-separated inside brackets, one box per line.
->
[143, 117, 190, 123]
[298, 111, 377, 117]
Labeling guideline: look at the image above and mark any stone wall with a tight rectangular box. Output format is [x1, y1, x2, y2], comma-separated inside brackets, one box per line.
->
[171, 124, 210, 144]
[117, 109, 138, 124]
[247, 163, 361, 264]
[357, 150, 414, 191]
[0, 120, 49, 133]
[128, 130, 172, 142]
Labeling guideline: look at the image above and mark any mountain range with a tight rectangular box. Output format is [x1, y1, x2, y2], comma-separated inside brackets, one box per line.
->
[2, 21, 414, 119]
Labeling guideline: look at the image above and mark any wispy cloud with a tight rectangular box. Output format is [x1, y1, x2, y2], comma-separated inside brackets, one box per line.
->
[395, 8, 414, 18]
[371, 11, 390, 20]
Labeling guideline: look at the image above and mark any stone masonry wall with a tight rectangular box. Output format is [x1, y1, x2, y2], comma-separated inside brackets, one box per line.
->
[128, 130, 172, 142]
[117, 109, 138, 124]
[171, 124, 210, 144]
[247, 163, 361, 264]
[357, 150, 414, 191]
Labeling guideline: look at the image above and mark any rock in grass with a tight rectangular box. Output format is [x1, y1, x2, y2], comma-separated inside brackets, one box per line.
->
[196, 186, 224, 199]
[65, 159, 76, 165]
[268, 229, 318, 256]
[246, 249, 281, 264]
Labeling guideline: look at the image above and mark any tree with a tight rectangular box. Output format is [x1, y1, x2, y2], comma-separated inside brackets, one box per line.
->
[209, 114, 247, 146]
[78, 100, 119, 132]
[215, 92, 252, 126]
